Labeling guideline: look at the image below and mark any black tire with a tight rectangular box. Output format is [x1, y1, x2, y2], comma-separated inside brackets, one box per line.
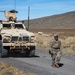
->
[29, 50, 35, 56]
[0, 50, 8, 58]
[0, 53, 3, 58]
[26, 46, 35, 57]
[0, 53, 7, 58]
[3, 46, 10, 56]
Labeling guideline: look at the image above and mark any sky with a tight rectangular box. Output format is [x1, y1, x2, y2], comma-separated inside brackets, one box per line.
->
[0, 0, 75, 20]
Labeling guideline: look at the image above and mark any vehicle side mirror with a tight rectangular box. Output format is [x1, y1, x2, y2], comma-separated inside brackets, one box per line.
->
[0, 28, 2, 32]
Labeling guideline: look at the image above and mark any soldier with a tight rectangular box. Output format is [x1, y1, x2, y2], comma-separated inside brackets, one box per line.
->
[49, 34, 61, 68]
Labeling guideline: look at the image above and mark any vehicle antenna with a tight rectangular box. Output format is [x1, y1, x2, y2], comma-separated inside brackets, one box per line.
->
[28, 6, 30, 31]
[14, 0, 16, 10]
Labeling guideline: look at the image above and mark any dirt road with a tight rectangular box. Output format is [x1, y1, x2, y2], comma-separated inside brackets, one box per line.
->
[0, 50, 75, 75]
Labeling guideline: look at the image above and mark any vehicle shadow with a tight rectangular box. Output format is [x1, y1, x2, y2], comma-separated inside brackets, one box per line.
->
[58, 63, 64, 67]
[4, 52, 40, 58]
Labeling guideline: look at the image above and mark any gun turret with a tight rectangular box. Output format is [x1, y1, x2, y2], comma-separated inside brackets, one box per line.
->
[0, 9, 18, 21]
[4, 9, 18, 21]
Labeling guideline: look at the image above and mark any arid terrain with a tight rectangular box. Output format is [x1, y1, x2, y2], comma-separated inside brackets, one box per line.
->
[24, 11, 75, 56]
[1, 29, 75, 75]
[0, 62, 35, 75]
[0, 11, 75, 75]
[24, 11, 75, 29]
[28, 29, 75, 56]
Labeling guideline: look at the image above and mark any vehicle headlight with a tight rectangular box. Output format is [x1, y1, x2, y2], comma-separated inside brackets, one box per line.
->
[3, 36, 11, 43]
[30, 36, 36, 43]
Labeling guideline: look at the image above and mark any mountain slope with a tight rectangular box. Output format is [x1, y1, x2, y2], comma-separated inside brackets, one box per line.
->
[24, 11, 75, 29]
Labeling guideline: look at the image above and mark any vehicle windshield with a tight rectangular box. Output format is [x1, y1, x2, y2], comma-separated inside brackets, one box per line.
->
[14, 24, 24, 29]
[3, 24, 11, 29]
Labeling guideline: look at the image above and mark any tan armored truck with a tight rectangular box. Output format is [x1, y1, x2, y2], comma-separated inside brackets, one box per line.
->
[0, 10, 36, 57]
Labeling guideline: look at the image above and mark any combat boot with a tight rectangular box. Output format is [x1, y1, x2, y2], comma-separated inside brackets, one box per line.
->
[55, 63, 59, 68]
[51, 64, 56, 68]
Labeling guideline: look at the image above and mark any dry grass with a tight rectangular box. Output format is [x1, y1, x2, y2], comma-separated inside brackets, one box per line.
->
[36, 33, 52, 49]
[0, 62, 35, 75]
[35, 33, 75, 56]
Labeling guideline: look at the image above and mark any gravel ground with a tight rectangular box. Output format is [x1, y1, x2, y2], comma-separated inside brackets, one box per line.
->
[0, 49, 75, 75]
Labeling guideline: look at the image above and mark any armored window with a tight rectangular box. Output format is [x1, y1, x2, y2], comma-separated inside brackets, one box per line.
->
[14, 24, 24, 29]
[3, 24, 11, 29]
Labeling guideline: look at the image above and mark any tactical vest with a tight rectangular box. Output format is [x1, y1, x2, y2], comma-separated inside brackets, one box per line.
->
[51, 40, 61, 49]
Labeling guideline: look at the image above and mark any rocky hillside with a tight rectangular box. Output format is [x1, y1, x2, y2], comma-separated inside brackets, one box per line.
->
[24, 11, 75, 29]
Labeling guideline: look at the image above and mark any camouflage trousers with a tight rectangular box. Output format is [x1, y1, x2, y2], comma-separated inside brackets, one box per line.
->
[50, 49, 61, 65]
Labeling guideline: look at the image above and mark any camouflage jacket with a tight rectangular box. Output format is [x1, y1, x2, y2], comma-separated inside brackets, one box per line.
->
[50, 39, 61, 51]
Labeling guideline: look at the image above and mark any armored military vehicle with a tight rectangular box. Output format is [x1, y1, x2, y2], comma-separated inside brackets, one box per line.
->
[0, 10, 36, 57]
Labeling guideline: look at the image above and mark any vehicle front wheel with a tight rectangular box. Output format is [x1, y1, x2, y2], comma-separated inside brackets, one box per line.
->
[26, 46, 35, 57]
[29, 49, 35, 56]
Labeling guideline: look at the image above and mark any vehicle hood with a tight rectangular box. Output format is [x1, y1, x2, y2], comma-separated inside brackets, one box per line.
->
[1, 29, 35, 37]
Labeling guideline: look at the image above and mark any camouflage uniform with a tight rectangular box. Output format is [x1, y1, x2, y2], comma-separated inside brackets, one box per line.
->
[50, 34, 61, 67]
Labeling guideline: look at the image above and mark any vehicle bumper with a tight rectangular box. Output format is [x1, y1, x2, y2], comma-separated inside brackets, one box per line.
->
[3, 43, 36, 50]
